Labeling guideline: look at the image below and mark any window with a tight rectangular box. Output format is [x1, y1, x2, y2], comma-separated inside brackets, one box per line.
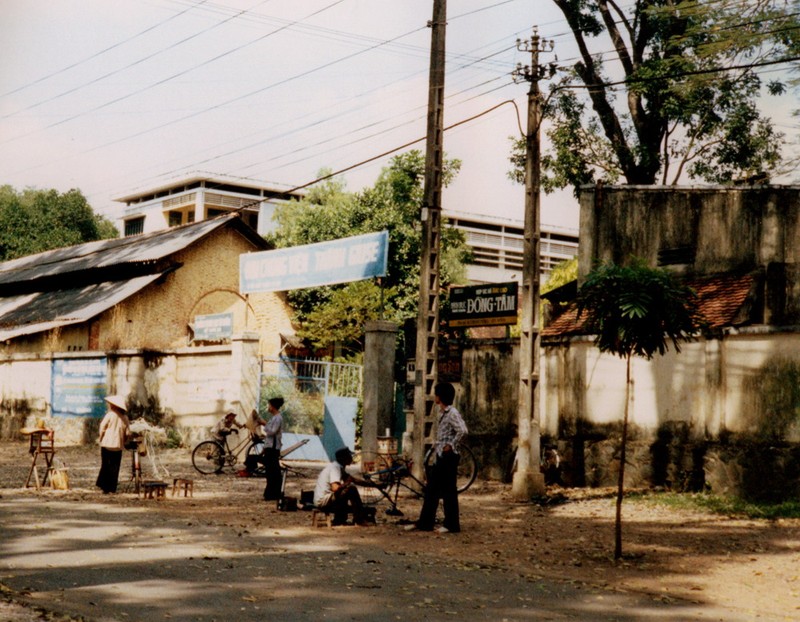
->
[168, 211, 183, 227]
[658, 246, 696, 266]
[124, 217, 145, 237]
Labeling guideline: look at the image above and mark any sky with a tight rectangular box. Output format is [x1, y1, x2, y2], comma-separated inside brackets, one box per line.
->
[0, 0, 797, 235]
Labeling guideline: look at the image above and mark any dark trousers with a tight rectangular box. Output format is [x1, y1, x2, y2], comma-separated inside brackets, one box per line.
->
[320, 486, 366, 524]
[96, 447, 123, 493]
[417, 450, 460, 532]
[262, 448, 282, 500]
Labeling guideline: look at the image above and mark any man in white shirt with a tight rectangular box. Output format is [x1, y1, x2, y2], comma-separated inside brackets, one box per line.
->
[313, 447, 369, 526]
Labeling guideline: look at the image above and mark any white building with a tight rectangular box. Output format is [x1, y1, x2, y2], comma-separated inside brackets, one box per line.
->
[115, 177, 578, 286]
[116, 174, 303, 237]
[444, 210, 579, 284]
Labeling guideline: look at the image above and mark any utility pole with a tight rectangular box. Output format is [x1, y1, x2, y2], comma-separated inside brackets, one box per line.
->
[510, 28, 554, 500]
[412, 0, 447, 479]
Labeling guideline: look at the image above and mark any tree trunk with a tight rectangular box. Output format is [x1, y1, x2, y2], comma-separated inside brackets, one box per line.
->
[614, 353, 632, 560]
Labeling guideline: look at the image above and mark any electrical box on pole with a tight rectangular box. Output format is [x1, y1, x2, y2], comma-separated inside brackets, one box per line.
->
[412, 0, 447, 479]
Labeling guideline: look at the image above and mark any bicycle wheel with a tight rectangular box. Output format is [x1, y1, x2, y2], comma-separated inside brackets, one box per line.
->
[192, 441, 225, 474]
[356, 481, 387, 507]
[424, 443, 478, 493]
[455, 444, 477, 493]
[353, 452, 400, 508]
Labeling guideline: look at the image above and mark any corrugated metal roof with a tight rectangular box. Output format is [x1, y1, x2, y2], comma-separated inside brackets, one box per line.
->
[0, 274, 163, 342]
[0, 214, 258, 288]
[0, 214, 269, 343]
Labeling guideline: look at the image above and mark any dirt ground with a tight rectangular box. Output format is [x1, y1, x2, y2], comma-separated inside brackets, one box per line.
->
[1, 440, 799, 621]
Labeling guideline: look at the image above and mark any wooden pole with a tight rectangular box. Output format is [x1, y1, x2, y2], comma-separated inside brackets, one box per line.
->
[412, 0, 447, 479]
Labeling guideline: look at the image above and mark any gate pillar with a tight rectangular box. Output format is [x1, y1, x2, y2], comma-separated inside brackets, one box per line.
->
[362, 321, 398, 459]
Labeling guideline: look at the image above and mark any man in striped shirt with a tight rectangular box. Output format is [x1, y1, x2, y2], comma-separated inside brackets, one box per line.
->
[407, 382, 468, 533]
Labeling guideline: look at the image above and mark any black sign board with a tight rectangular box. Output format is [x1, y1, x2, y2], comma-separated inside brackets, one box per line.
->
[448, 282, 518, 327]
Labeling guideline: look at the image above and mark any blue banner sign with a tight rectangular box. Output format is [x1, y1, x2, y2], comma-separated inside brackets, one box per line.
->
[193, 312, 233, 341]
[240, 230, 389, 293]
[51, 357, 108, 418]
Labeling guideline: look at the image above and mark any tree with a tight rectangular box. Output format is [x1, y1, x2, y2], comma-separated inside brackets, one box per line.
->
[576, 260, 703, 559]
[509, 1, 799, 193]
[0, 185, 118, 261]
[268, 151, 470, 357]
[542, 257, 578, 295]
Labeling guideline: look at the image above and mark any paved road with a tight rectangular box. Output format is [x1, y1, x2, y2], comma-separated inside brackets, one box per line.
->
[2, 490, 786, 622]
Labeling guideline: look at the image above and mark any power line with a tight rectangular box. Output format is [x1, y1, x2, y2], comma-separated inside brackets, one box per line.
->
[1, 0, 281, 120]
[0, 0, 349, 141]
[0, 0, 212, 99]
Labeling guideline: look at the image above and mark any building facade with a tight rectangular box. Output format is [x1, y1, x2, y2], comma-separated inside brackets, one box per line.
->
[116, 174, 303, 238]
[540, 185, 800, 501]
[444, 210, 579, 284]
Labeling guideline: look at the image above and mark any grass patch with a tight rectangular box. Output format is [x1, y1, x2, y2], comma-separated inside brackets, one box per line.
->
[629, 491, 800, 519]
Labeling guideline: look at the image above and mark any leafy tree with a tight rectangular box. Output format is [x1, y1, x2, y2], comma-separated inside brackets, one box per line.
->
[510, 1, 799, 192]
[576, 260, 702, 559]
[542, 257, 578, 296]
[0, 185, 118, 261]
[268, 151, 470, 357]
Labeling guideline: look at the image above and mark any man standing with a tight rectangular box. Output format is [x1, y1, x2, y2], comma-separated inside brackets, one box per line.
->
[262, 397, 284, 501]
[407, 382, 467, 533]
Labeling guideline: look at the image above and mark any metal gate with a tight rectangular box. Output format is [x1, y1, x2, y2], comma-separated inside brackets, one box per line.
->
[258, 357, 362, 461]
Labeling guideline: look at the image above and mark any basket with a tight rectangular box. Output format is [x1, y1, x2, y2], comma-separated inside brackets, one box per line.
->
[50, 468, 70, 490]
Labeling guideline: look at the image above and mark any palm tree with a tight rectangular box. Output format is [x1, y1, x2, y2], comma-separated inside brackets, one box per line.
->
[577, 260, 702, 559]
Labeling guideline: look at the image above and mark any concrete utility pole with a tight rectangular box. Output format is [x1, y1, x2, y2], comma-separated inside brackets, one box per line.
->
[510, 28, 553, 500]
[412, 0, 447, 479]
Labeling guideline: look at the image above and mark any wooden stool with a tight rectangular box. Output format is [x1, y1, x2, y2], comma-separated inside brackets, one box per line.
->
[142, 481, 168, 500]
[172, 478, 194, 497]
[311, 508, 333, 528]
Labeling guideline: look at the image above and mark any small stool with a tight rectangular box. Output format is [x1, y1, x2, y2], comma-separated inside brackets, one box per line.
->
[311, 508, 333, 528]
[172, 478, 194, 497]
[142, 481, 168, 500]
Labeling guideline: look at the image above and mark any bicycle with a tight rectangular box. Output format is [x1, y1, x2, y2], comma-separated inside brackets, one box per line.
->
[191, 431, 311, 476]
[191, 430, 262, 475]
[356, 442, 477, 515]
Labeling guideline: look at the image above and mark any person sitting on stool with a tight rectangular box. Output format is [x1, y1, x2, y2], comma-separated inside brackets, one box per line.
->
[313, 447, 369, 526]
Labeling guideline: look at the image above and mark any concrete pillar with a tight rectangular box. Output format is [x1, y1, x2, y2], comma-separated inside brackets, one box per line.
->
[362, 321, 398, 459]
[194, 188, 205, 224]
[229, 332, 260, 419]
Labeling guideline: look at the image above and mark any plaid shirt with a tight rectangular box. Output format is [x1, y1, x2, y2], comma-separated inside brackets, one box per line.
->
[434, 405, 468, 457]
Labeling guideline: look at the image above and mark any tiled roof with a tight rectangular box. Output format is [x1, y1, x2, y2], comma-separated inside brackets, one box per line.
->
[542, 272, 756, 338]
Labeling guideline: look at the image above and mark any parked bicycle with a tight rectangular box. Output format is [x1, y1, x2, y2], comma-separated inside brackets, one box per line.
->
[191, 430, 262, 475]
[356, 443, 477, 515]
[191, 433, 311, 476]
